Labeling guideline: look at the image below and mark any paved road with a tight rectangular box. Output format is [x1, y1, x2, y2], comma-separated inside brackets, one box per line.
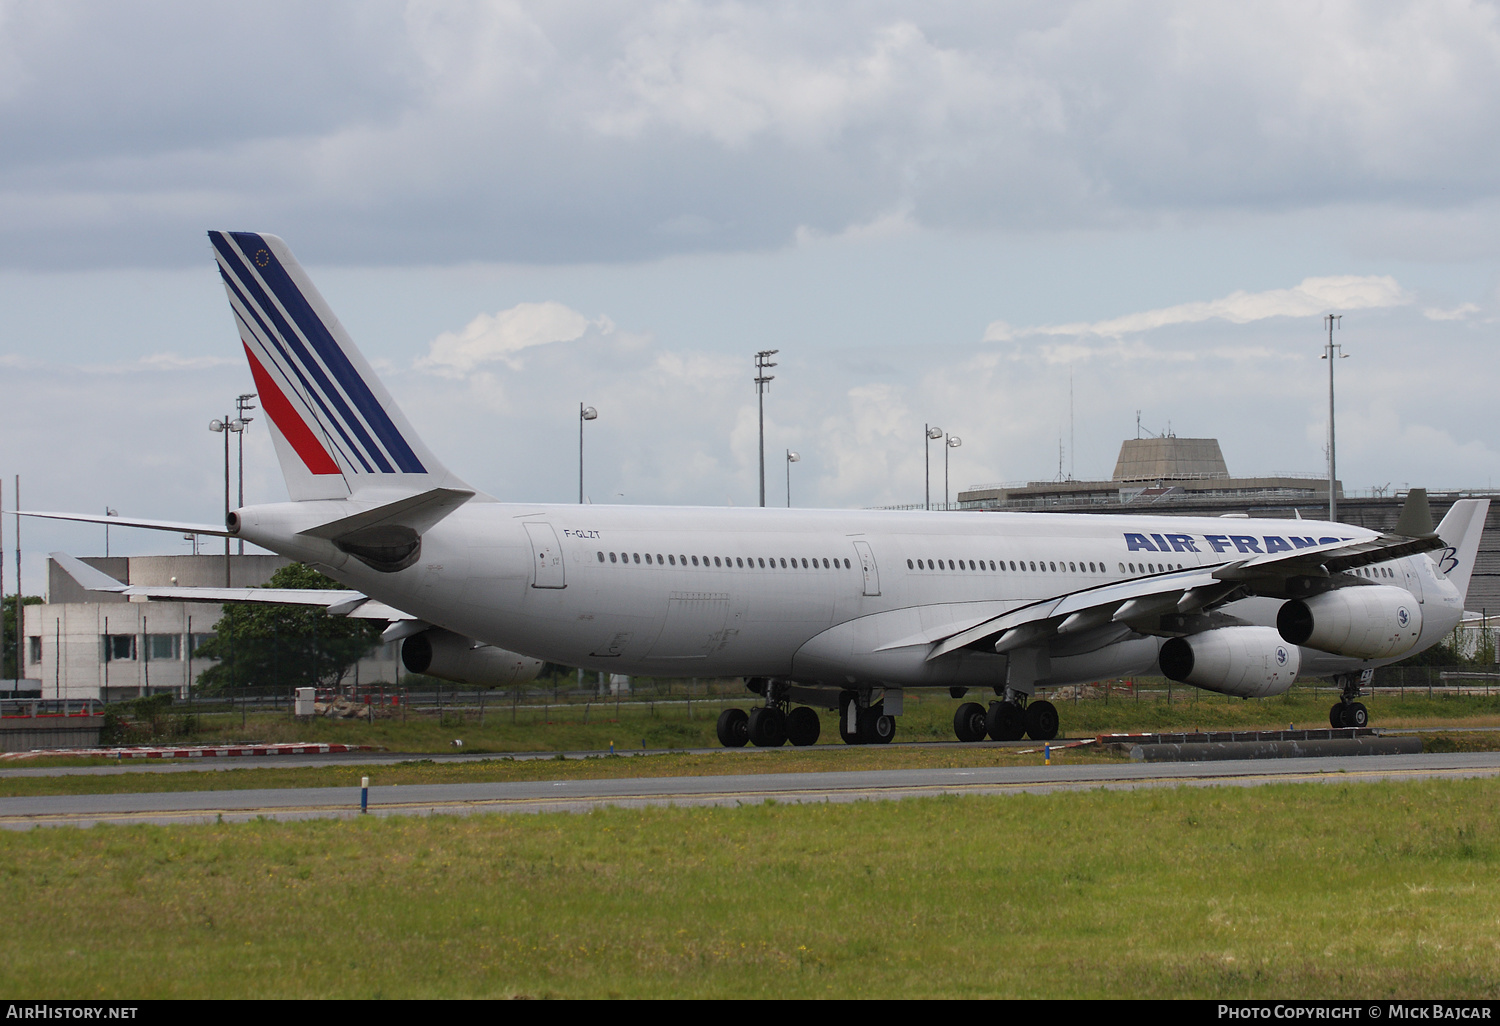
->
[3, 750, 1498, 829]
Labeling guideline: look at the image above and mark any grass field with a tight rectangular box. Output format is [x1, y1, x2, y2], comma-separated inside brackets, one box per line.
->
[1, 779, 1497, 998]
[91, 683, 1500, 756]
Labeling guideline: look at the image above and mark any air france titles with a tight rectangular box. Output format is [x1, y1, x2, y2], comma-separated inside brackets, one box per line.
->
[1124, 532, 1346, 555]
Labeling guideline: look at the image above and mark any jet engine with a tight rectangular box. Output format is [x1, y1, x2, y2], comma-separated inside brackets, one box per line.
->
[402, 629, 544, 687]
[1159, 626, 1301, 698]
[1276, 585, 1422, 660]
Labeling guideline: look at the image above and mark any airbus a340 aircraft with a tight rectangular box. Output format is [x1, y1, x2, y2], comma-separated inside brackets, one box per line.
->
[25, 232, 1490, 748]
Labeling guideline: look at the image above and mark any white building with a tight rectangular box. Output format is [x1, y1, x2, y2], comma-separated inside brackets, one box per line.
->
[22, 554, 402, 701]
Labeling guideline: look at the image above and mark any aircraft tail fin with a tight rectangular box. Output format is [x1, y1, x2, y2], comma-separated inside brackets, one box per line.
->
[1434, 498, 1490, 604]
[208, 231, 468, 502]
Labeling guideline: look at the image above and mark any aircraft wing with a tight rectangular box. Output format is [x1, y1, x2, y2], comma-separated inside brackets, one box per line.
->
[922, 528, 1446, 662]
[49, 551, 418, 620]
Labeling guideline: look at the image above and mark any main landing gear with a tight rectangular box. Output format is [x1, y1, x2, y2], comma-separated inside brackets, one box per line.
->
[716, 688, 899, 747]
[953, 696, 1059, 742]
[715, 705, 824, 748]
[1328, 671, 1373, 729]
[716, 680, 823, 748]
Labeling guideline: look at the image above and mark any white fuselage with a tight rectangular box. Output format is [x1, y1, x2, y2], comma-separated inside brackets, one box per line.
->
[233, 501, 1464, 690]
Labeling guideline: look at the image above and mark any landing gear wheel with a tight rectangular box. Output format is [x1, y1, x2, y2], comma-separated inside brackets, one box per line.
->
[1347, 702, 1368, 729]
[1024, 700, 1059, 741]
[838, 691, 863, 745]
[987, 701, 1026, 742]
[747, 707, 787, 747]
[1330, 703, 1346, 729]
[716, 708, 749, 748]
[786, 706, 821, 747]
[860, 702, 895, 745]
[953, 702, 988, 742]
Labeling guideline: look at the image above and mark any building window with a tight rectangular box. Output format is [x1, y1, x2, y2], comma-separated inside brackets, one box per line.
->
[102, 635, 136, 662]
[27, 636, 40, 664]
[189, 634, 216, 657]
[148, 634, 181, 661]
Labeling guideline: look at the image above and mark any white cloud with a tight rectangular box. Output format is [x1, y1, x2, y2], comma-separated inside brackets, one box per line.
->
[794, 207, 919, 247]
[985, 275, 1412, 341]
[1423, 302, 1480, 321]
[415, 301, 612, 376]
[136, 352, 240, 372]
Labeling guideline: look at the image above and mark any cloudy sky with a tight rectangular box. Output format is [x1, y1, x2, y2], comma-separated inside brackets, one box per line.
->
[3, 0, 1500, 583]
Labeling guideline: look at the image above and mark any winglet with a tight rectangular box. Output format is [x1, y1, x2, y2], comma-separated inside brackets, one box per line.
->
[1393, 488, 1436, 538]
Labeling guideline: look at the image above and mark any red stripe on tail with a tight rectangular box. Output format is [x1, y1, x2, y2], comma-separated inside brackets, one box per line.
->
[242, 342, 342, 476]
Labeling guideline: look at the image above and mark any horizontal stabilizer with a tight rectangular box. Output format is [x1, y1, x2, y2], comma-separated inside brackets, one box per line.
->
[48, 551, 417, 620]
[298, 487, 474, 541]
[20, 510, 232, 537]
[297, 486, 474, 573]
[50, 551, 129, 592]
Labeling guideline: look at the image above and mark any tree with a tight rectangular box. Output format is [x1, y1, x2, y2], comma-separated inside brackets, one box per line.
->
[3, 595, 42, 680]
[192, 563, 385, 692]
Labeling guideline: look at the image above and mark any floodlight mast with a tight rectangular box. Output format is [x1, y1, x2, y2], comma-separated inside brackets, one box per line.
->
[945, 434, 962, 510]
[209, 414, 245, 586]
[786, 449, 801, 507]
[1322, 314, 1345, 522]
[755, 350, 778, 507]
[579, 403, 598, 503]
[234, 393, 256, 554]
[924, 425, 943, 510]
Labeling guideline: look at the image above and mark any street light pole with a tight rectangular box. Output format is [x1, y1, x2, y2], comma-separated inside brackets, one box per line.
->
[579, 404, 597, 503]
[945, 434, 962, 510]
[755, 350, 778, 507]
[1322, 314, 1344, 522]
[924, 425, 943, 510]
[785, 450, 800, 507]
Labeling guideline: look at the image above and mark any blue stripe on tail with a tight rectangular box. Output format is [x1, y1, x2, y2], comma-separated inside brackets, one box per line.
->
[214, 232, 426, 475]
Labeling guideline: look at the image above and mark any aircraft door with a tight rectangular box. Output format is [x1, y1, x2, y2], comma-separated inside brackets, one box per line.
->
[852, 540, 880, 596]
[1403, 557, 1425, 604]
[523, 521, 566, 589]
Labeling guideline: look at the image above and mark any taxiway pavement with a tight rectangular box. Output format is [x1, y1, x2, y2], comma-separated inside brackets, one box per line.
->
[2, 749, 1497, 829]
